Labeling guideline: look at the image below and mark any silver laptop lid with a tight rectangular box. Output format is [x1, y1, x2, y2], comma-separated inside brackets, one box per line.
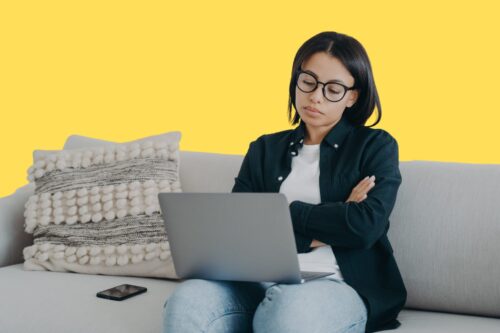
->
[158, 192, 302, 284]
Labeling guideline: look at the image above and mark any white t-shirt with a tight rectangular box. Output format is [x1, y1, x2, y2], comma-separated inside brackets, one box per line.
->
[279, 143, 344, 281]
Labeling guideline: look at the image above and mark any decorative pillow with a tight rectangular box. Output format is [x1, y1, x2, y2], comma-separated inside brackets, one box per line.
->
[22, 132, 182, 279]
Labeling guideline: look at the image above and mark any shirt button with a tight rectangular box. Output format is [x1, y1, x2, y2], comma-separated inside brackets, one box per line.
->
[278, 176, 283, 181]
[334, 144, 339, 149]
[291, 151, 297, 156]
[299, 139, 304, 143]
[290, 142, 294, 146]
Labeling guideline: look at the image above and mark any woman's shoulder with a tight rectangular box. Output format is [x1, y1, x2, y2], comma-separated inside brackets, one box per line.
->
[251, 128, 295, 146]
[352, 125, 398, 145]
[349, 126, 400, 163]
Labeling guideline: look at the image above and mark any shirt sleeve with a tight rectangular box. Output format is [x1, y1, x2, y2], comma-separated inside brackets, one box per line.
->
[293, 227, 314, 253]
[231, 140, 257, 193]
[231, 138, 314, 253]
[289, 131, 402, 250]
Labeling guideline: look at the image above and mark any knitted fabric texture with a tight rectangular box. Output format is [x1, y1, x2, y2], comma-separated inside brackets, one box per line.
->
[22, 133, 182, 279]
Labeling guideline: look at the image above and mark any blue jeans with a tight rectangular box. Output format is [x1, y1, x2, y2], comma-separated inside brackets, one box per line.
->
[162, 277, 368, 333]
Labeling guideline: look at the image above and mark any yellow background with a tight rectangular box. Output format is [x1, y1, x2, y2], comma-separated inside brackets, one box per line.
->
[1, 1, 499, 197]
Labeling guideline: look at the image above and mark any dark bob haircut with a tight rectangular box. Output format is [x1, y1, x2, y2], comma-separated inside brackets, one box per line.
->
[287, 31, 382, 128]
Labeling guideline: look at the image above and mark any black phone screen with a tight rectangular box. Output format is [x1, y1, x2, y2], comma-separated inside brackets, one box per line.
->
[96, 284, 147, 301]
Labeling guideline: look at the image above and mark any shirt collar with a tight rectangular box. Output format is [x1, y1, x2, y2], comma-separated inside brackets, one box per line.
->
[289, 116, 355, 150]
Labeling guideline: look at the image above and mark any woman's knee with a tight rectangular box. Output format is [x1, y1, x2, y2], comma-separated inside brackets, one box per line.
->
[253, 281, 367, 333]
[163, 279, 261, 333]
[164, 279, 225, 312]
[252, 284, 304, 332]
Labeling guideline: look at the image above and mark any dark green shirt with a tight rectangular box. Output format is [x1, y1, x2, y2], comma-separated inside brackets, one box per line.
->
[231, 116, 407, 333]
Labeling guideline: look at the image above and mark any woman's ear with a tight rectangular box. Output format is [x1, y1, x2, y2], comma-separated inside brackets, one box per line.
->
[346, 90, 359, 108]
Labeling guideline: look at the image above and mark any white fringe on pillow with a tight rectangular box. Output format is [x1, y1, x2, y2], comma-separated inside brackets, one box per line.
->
[23, 179, 181, 233]
[23, 241, 171, 266]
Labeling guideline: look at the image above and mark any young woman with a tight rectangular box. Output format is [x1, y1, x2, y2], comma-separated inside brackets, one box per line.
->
[163, 31, 406, 333]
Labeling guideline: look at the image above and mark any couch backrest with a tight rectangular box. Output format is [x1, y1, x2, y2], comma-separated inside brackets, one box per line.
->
[179, 151, 243, 193]
[389, 160, 500, 318]
[2, 151, 499, 319]
[0, 183, 35, 267]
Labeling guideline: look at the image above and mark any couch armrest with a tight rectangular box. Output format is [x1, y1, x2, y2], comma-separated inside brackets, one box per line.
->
[0, 184, 35, 267]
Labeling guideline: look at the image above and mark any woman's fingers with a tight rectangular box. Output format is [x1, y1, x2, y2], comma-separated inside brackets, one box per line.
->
[357, 175, 376, 192]
[345, 175, 377, 203]
[352, 176, 376, 202]
[364, 177, 376, 195]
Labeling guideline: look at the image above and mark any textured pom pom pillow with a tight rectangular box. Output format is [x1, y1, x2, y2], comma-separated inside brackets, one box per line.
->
[22, 132, 182, 279]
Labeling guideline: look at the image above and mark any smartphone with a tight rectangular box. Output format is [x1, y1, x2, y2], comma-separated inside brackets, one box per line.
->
[96, 284, 147, 301]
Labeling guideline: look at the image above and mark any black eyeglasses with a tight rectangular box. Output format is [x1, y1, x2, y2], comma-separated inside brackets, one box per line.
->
[296, 69, 356, 102]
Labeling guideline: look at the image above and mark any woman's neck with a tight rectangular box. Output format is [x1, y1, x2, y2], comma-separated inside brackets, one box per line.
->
[304, 125, 330, 145]
[303, 119, 341, 145]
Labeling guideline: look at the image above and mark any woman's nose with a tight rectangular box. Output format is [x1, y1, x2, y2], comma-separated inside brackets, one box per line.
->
[309, 84, 324, 102]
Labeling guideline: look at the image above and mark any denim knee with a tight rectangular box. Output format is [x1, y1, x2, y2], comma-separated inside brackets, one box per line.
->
[164, 279, 227, 321]
[252, 281, 367, 333]
[163, 279, 208, 310]
[163, 279, 264, 333]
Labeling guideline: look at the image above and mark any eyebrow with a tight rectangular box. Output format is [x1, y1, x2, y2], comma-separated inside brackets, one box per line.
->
[301, 69, 347, 85]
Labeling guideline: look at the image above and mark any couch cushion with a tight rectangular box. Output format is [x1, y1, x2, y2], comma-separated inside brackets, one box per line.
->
[388, 161, 500, 318]
[0, 264, 179, 333]
[1, 264, 499, 333]
[381, 309, 500, 333]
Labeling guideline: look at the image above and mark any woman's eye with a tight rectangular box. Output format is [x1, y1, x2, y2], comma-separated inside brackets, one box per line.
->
[328, 89, 340, 94]
[304, 81, 315, 85]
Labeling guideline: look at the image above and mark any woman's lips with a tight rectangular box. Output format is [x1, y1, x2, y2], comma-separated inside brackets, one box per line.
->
[304, 106, 321, 114]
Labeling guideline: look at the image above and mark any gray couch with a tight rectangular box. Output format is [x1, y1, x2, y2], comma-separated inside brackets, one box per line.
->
[1, 148, 500, 332]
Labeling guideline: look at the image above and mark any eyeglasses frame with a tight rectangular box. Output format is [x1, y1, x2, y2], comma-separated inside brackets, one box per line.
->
[296, 69, 357, 103]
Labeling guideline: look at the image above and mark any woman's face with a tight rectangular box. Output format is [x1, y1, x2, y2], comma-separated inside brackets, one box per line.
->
[295, 52, 358, 131]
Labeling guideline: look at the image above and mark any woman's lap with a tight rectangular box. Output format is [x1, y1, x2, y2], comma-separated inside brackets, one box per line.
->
[163, 278, 367, 333]
[163, 279, 267, 333]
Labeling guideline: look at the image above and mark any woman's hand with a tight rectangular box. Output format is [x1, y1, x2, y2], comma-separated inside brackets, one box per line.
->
[346, 175, 376, 203]
[309, 175, 376, 248]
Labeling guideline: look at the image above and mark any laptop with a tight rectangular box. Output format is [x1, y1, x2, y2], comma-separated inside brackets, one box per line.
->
[158, 192, 334, 284]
